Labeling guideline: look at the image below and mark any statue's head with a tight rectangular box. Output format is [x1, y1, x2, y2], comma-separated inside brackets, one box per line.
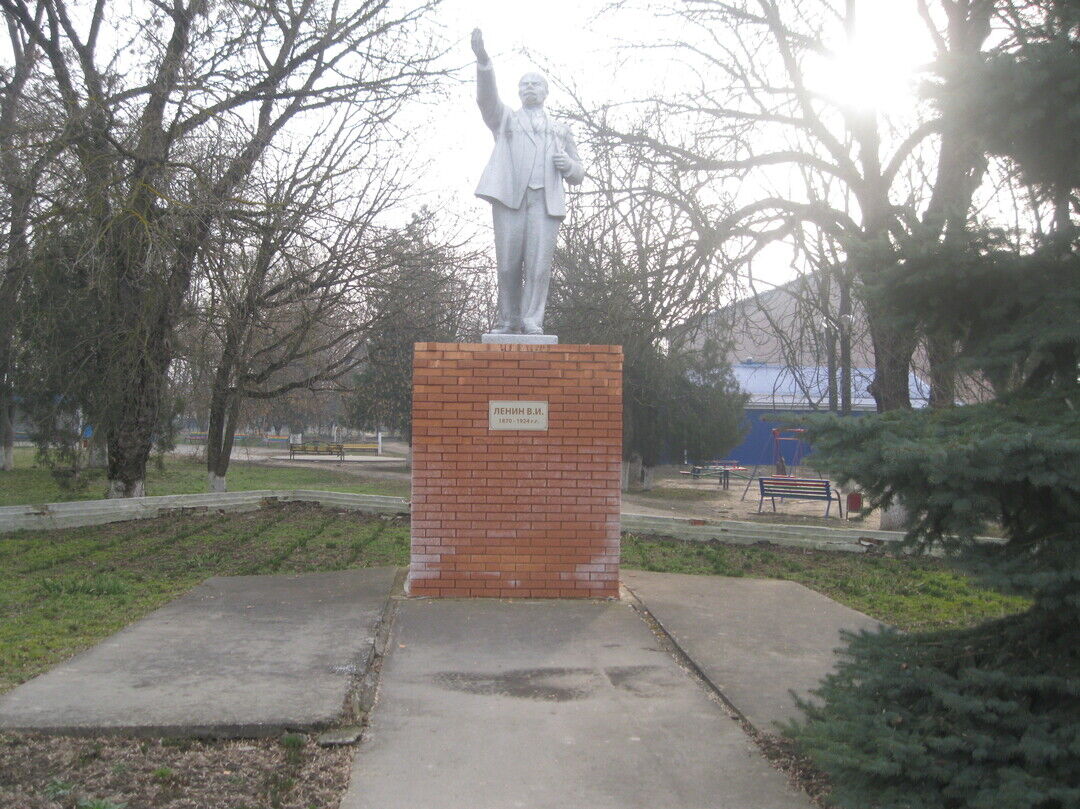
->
[518, 72, 549, 108]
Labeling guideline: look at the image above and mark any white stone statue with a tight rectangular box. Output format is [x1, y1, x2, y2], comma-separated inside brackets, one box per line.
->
[471, 29, 585, 336]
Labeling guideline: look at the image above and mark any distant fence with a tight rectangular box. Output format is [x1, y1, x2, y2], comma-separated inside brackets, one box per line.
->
[182, 434, 300, 447]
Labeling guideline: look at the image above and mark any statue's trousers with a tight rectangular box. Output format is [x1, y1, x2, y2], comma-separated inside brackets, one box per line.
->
[491, 188, 560, 332]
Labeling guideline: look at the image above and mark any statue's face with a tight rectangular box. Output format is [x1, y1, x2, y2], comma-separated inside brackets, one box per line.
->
[518, 73, 548, 107]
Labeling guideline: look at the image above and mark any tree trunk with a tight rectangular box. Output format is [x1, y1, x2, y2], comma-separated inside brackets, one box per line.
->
[88, 440, 107, 469]
[107, 476, 146, 498]
[105, 345, 169, 497]
[106, 441, 148, 497]
[879, 499, 910, 532]
[839, 281, 852, 415]
[205, 333, 244, 491]
[205, 384, 242, 491]
[927, 333, 958, 408]
[826, 323, 839, 412]
[622, 454, 647, 492]
[0, 393, 13, 471]
[865, 298, 916, 412]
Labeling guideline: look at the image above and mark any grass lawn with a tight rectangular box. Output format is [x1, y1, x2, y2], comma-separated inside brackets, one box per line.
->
[0, 502, 1029, 697]
[0, 502, 1030, 809]
[622, 534, 1030, 633]
[0, 503, 410, 694]
[0, 447, 409, 506]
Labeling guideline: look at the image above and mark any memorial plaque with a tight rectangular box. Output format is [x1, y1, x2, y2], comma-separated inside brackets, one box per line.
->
[488, 400, 549, 431]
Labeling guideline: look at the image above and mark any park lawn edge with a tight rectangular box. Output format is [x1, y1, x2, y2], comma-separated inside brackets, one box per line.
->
[0, 504, 1028, 697]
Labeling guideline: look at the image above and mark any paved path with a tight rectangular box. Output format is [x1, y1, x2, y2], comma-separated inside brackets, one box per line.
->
[0, 569, 396, 737]
[622, 569, 881, 731]
[1, 567, 882, 805]
[341, 598, 813, 809]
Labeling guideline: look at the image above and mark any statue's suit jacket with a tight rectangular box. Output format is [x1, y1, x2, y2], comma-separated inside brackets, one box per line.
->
[474, 64, 585, 217]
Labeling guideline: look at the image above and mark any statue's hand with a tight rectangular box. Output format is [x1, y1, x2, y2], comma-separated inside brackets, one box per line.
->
[471, 29, 490, 65]
[553, 153, 571, 173]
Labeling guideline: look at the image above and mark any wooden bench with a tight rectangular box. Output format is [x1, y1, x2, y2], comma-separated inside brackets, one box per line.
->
[343, 443, 379, 455]
[758, 477, 843, 518]
[289, 443, 344, 460]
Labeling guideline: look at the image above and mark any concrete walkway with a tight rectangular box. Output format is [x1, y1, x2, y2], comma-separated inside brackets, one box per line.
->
[622, 569, 882, 731]
[1, 567, 883, 805]
[0, 569, 396, 737]
[342, 598, 812, 809]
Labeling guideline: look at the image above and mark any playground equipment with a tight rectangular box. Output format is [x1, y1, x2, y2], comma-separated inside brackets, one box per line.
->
[771, 427, 807, 476]
[682, 426, 819, 500]
[736, 426, 815, 499]
[680, 460, 750, 490]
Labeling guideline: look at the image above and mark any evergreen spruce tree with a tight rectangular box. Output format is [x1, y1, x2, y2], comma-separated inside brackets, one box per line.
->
[787, 3, 1080, 807]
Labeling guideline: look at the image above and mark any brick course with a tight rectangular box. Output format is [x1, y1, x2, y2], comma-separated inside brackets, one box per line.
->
[407, 342, 622, 598]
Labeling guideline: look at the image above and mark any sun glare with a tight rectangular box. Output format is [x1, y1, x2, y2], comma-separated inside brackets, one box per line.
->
[805, 1, 934, 116]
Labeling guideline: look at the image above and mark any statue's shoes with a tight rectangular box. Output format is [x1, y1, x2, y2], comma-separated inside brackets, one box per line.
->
[490, 326, 519, 334]
[522, 326, 544, 335]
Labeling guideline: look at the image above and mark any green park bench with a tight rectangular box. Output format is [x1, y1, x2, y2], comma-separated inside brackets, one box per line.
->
[288, 442, 344, 460]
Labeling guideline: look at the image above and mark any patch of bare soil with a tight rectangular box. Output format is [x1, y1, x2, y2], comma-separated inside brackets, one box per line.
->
[753, 731, 834, 808]
[623, 465, 880, 527]
[0, 732, 353, 809]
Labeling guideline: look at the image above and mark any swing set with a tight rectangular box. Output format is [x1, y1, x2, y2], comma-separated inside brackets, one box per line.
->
[737, 426, 818, 499]
[680, 426, 818, 498]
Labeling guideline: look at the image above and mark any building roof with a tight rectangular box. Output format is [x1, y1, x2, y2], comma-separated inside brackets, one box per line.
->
[732, 361, 929, 411]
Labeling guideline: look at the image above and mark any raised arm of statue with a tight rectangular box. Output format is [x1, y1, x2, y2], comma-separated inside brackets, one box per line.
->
[471, 28, 489, 65]
[472, 28, 505, 133]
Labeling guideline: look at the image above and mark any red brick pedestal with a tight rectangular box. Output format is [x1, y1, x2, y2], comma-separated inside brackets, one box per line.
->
[407, 342, 622, 598]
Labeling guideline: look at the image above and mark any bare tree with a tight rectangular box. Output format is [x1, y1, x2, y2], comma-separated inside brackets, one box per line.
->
[191, 115, 406, 491]
[913, 0, 994, 407]
[0, 0, 58, 470]
[0, 0, 442, 496]
[548, 119, 746, 487]
[347, 209, 491, 445]
[575, 0, 996, 416]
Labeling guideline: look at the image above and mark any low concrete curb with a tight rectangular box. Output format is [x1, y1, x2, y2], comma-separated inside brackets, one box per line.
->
[1, 489, 999, 553]
[0, 491, 891, 550]
[0, 489, 409, 533]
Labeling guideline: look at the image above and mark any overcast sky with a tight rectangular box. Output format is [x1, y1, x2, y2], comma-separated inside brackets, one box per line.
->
[401, 0, 937, 290]
[401, 0, 657, 238]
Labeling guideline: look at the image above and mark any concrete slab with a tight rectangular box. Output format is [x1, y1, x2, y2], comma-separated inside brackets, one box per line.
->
[342, 598, 812, 809]
[0, 568, 398, 737]
[621, 569, 881, 732]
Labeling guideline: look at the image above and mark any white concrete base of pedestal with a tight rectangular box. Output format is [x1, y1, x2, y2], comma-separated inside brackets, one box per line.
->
[480, 333, 558, 344]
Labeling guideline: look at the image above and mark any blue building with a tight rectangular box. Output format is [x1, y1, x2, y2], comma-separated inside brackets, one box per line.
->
[725, 361, 930, 468]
